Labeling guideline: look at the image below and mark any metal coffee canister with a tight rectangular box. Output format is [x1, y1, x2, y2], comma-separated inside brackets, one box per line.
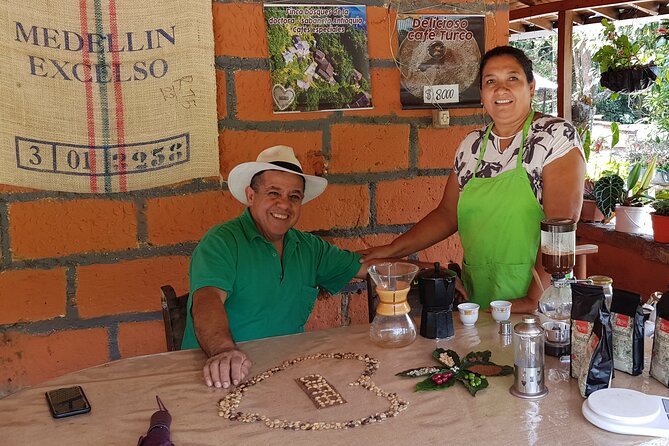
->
[510, 316, 548, 399]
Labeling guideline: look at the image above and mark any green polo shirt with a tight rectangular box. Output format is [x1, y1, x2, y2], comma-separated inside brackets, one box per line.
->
[181, 209, 362, 348]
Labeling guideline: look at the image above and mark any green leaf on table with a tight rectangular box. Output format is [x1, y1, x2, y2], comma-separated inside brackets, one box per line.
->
[396, 366, 442, 378]
[433, 348, 460, 367]
[415, 375, 457, 392]
[460, 350, 513, 376]
[466, 363, 514, 376]
[461, 350, 492, 366]
[457, 373, 489, 396]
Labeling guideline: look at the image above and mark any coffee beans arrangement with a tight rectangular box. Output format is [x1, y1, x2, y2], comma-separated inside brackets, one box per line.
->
[397, 348, 513, 395]
[218, 352, 409, 430]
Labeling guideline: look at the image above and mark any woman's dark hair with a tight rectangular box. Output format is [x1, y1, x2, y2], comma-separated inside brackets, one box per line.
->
[479, 46, 534, 87]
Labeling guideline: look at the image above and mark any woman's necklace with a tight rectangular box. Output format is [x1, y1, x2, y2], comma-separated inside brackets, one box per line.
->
[490, 130, 519, 140]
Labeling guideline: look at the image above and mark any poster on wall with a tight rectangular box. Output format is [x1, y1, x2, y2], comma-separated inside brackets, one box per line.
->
[0, 0, 219, 193]
[397, 14, 485, 109]
[264, 4, 372, 113]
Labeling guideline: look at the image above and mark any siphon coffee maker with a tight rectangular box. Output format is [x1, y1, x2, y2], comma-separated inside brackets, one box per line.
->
[368, 262, 419, 348]
[538, 218, 576, 356]
[417, 263, 457, 339]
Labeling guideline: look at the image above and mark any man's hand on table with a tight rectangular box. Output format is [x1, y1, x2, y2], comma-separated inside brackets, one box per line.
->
[204, 348, 252, 389]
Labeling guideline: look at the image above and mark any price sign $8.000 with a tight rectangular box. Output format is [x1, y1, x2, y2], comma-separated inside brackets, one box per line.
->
[423, 84, 459, 104]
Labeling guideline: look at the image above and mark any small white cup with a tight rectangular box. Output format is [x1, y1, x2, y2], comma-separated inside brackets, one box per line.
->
[458, 303, 480, 326]
[490, 300, 512, 322]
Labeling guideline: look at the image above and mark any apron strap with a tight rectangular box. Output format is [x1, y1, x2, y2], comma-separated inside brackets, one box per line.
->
[474, 110, 535, 174]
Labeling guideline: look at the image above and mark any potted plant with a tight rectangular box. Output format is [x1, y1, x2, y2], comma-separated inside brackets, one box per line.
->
[593, 19, 658, 93]
[580, 122, 619, 223]
[627, 138, 669, 185]
[651, 191, 669, 243]
[582, 179, 605, 223]
[593, 156, 657, 233]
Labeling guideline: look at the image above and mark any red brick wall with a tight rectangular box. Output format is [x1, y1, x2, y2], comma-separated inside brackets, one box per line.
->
[0, 1, 507, 396]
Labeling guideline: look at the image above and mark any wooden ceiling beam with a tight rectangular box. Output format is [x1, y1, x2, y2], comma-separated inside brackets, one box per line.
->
[572, 13, 587, 24]
[509, 21, 528, 33]
[511, 0, 642, 21]
[588, 6, 620, 20]
[631, 2, 659, 15]
[618, 8, 652, 19]
[528, 17, 556, 29]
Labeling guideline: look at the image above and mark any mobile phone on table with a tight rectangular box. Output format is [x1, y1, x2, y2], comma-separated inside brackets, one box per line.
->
[45, 386, 91, 418]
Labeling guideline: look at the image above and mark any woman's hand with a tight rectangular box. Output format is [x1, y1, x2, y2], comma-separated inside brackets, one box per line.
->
[358, 244, 397, 264]
[454, 276, 469, 304]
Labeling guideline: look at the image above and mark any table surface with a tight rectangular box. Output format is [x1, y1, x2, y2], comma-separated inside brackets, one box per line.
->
[2, 314, 668, 446]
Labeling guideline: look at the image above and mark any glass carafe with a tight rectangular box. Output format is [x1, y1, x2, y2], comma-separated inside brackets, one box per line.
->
[368, 262, 419, 348]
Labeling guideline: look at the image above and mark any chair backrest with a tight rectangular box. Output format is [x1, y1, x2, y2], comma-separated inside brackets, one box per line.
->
[160, 285, 189, 351]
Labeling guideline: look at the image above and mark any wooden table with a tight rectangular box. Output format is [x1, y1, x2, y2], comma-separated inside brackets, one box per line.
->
[1, 314, 667, 445]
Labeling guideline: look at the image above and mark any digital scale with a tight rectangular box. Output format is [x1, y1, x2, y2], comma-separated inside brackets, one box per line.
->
[582, 388, 669, 437]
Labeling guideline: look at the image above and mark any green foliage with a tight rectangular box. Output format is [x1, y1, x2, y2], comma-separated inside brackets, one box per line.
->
[593, 157, 657, 218]
[397, 348, 512, 396]
[592, 19, 648, 73]
[652, 198, 669, 216]
[594, 93, 642, 124]
[652, 190, 669, 216]
[610, 121, 620, 148]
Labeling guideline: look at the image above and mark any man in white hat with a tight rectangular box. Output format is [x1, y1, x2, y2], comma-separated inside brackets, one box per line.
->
[181, 145, 368, 389]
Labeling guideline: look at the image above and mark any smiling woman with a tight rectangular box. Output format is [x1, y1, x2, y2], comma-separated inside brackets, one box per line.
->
[361, 45, 585, 314]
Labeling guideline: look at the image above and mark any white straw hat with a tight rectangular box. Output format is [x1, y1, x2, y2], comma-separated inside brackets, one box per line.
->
[227, 145, 328, 205]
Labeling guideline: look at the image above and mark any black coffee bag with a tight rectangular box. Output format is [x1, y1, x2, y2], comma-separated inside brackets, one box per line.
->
[570, 283, 614, 397]
[650, 291, 669, 387]
[610, 289, 644, 376]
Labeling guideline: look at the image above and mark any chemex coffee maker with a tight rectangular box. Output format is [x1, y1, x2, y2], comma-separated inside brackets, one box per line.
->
[417, 262, 457, 339]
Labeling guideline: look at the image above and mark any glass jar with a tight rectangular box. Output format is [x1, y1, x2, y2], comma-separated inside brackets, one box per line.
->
[540, 219, 576, 277]
[588, 275, 613, 310]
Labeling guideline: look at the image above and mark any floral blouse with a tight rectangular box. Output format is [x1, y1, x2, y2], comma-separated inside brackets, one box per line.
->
[453, 116, 584, 204]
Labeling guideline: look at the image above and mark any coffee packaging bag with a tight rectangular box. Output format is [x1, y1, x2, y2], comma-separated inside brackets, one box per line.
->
[570, 283, 614, 397]
[610, 289, 644, 376]
[650, 292, 669, 387]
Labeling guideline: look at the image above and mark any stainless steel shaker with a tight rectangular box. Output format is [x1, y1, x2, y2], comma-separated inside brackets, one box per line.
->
[510, 316, 548, 399]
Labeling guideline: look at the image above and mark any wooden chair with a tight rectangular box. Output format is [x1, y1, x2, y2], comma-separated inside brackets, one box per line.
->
[160, 285, 189, 351]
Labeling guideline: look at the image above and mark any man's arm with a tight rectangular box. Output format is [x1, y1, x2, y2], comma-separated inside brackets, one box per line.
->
[192, 286, 252, 388]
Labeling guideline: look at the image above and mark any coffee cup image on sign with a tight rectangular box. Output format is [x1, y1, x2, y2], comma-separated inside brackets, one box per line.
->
[397, 36, 480, 100]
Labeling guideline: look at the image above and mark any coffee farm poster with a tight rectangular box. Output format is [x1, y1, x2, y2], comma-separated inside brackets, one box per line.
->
[264, 4, 371, 113]
[397, 14, 484, 109]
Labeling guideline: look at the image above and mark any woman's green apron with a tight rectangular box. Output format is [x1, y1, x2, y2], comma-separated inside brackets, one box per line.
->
[457, 111, 545, 308]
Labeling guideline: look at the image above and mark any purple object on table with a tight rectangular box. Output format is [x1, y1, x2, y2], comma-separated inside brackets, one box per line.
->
[137, 396, 175, 446]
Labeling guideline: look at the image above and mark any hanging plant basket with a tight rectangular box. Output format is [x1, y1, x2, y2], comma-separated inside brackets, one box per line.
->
[600, 65, 658, 93]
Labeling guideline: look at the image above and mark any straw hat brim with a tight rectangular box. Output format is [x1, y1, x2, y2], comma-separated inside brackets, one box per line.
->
[227, 162, 328, 205]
